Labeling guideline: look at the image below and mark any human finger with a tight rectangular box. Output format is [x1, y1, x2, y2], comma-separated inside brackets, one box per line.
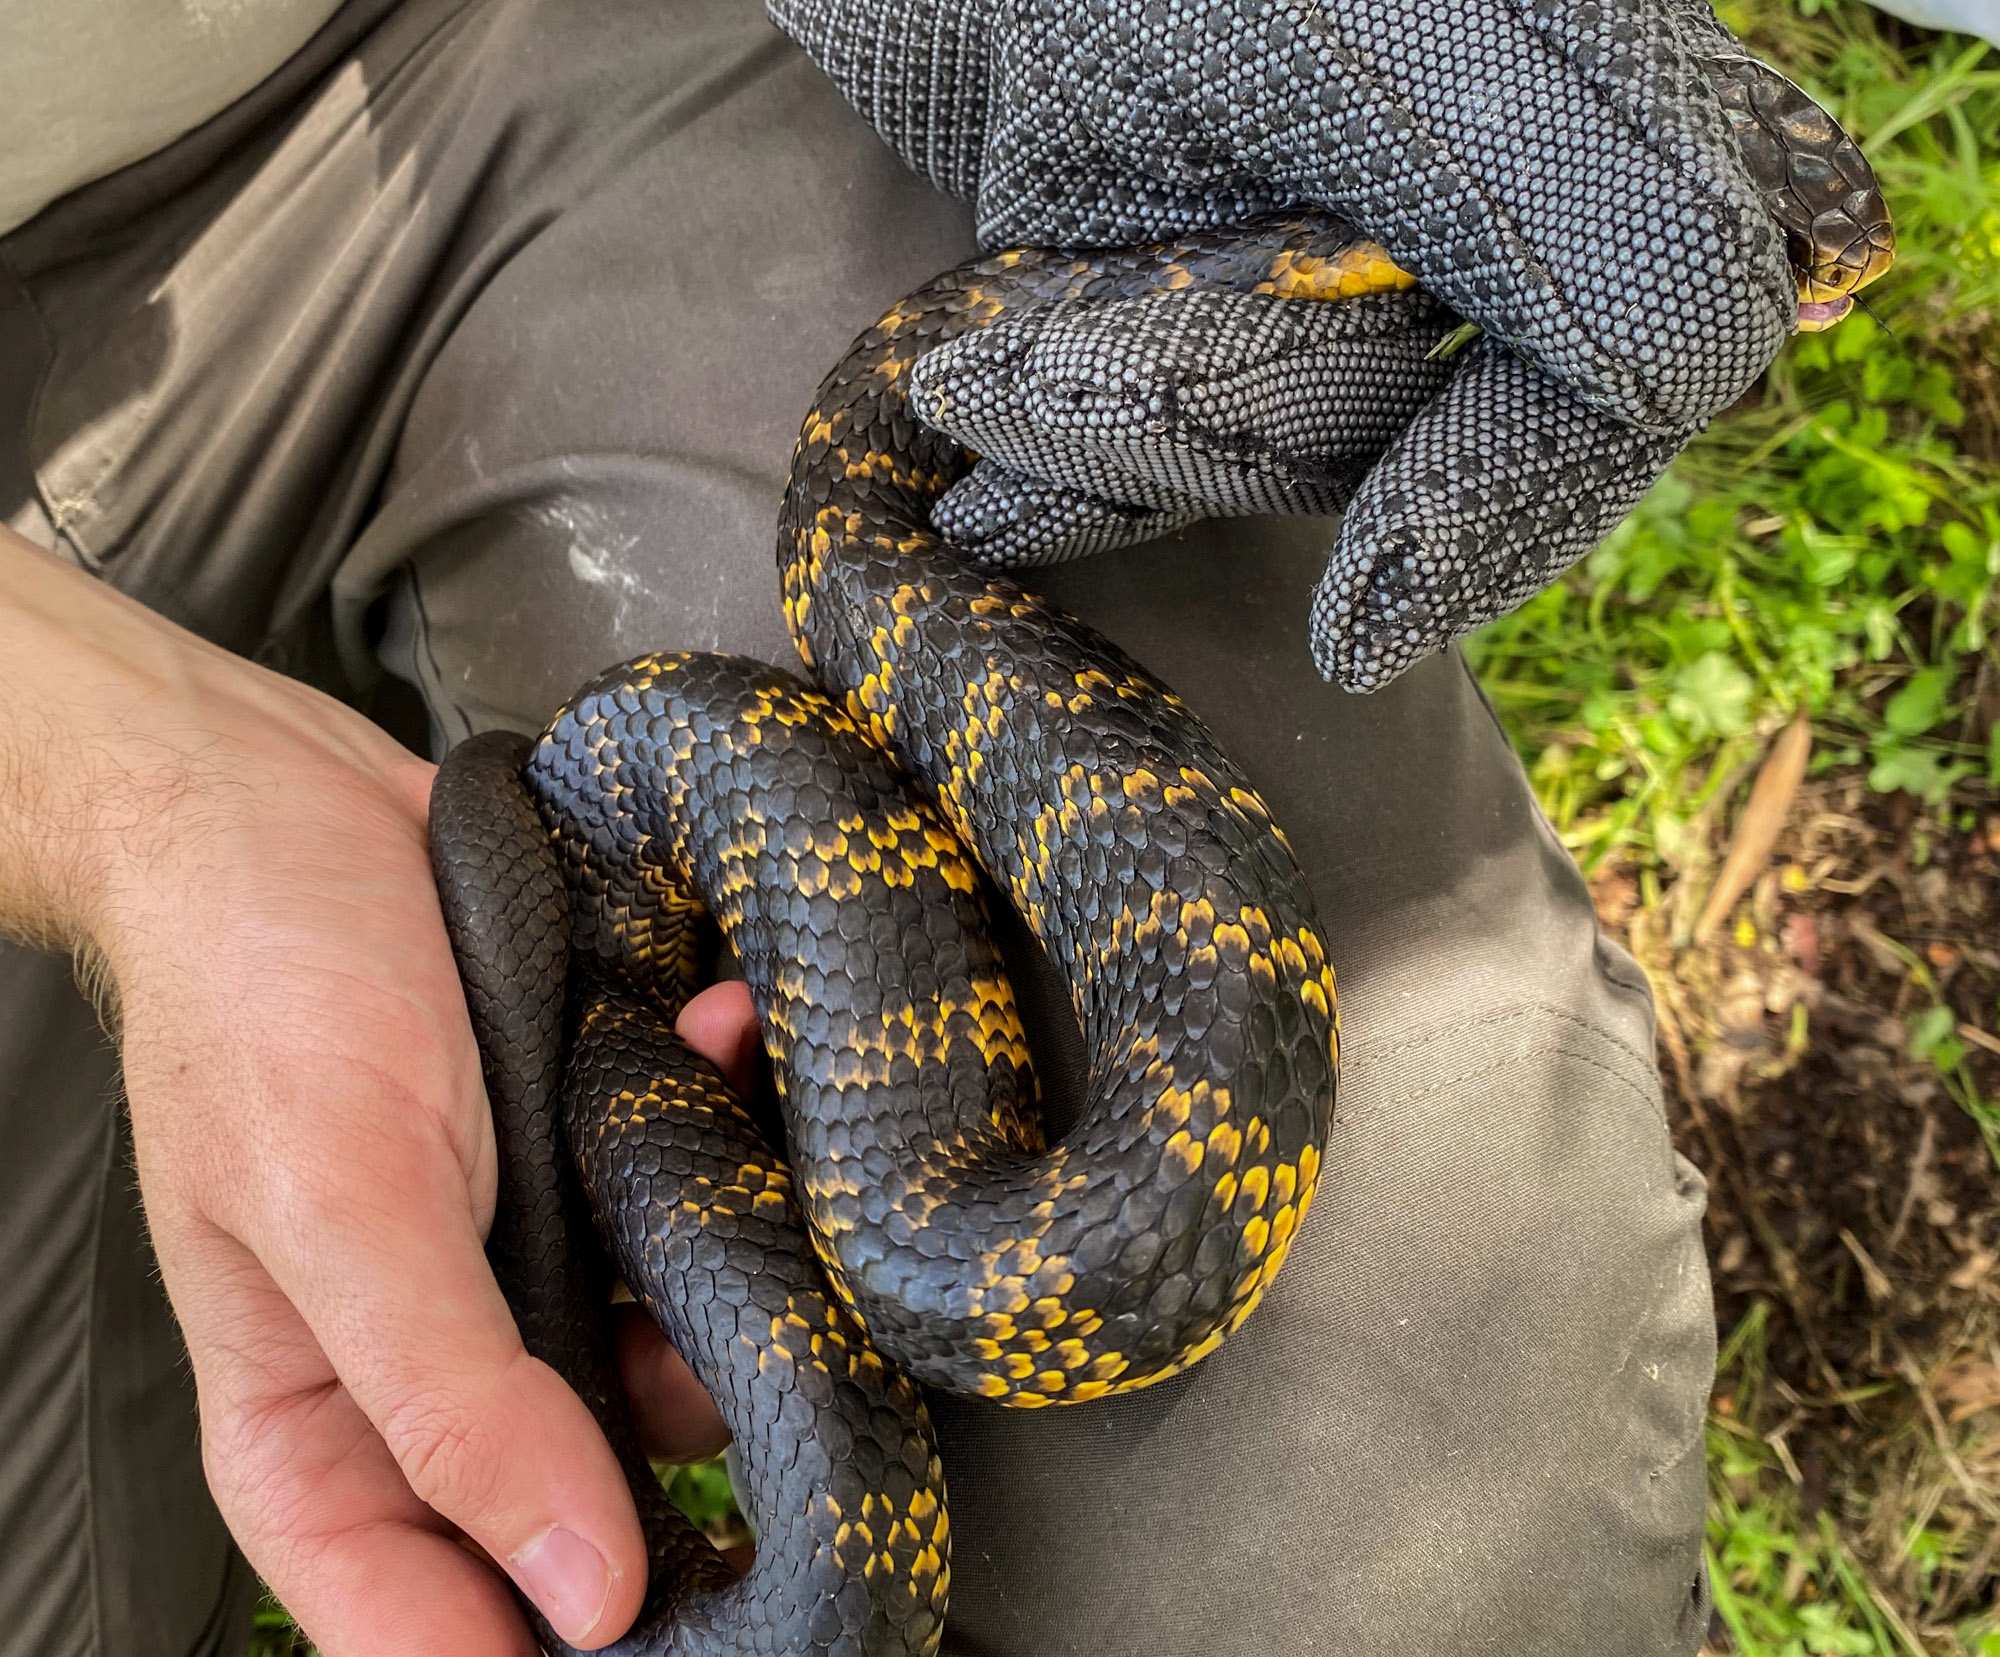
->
[675, 980, 765, 1101]
[164, 1226, 543, 1657]
[245, 1120, 651, 1649]
[610, 1304, 733, 1463]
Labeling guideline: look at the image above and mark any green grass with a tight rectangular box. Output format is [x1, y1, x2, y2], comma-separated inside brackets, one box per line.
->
[1466, 5, 2000, 1653]
[1705, 1306, 2000, 1657]
[1467, 0, 2000, 879]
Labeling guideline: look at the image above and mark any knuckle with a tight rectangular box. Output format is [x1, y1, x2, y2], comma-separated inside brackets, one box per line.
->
[198, 1389, 324, 1552]
[379, 1391, 505, 1521]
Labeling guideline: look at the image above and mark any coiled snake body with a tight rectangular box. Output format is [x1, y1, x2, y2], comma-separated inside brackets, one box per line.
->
[428, 60, 1891, 1657]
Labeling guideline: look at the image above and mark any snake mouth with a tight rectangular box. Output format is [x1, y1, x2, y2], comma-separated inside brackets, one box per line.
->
[1795, 294, 1854, 332]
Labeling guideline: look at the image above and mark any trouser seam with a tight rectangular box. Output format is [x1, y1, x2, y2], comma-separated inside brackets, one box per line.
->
[1377, 1033, 1660, 1122]
[1598, 949, 1652, 999]
[0, 241, 81, 568]
[402, 563, 473, 751]
[1346, 996, 1657, 1091]
[79, 1083, 117, 1657]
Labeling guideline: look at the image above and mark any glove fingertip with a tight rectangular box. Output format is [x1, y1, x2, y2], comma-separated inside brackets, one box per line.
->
[931, 466, 1028, 555]
[908, 330, 1024, 445]
[1309, 524, 1462, 694]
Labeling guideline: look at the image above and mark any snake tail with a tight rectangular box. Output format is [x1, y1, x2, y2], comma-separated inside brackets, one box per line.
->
[435, 731, 948, 1657]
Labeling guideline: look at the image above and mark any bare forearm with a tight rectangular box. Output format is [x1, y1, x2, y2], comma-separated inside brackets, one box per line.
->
[0, 524, 422, 965]
[0, 528, 216, 949]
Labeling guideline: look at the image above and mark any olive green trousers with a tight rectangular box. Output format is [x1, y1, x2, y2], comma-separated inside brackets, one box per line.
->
[0, 2, 1713, 1651]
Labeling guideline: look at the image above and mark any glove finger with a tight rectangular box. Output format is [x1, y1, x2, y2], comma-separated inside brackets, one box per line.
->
[914, 286, 1454, 523]
[980, 0, 1793, 429]
[1312, 340, 1700, 693]
[931, 460, 1197, 568]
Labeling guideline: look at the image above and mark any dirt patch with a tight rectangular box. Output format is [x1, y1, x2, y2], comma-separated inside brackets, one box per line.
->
[1602, 764, 2000, 1636]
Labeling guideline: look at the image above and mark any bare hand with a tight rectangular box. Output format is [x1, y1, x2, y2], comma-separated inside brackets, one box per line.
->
[0, 536, 742, 1655]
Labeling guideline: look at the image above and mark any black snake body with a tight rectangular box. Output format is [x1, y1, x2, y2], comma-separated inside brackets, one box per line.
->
[428, 79, 1892, 1657]
[434, 224, 1354, 1657]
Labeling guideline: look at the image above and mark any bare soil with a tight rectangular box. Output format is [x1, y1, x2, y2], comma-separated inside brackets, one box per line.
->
[1602, 771, 2000, 1637]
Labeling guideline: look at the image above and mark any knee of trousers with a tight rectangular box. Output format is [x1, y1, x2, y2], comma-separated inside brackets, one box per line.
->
[925, 856, 1715, 1657]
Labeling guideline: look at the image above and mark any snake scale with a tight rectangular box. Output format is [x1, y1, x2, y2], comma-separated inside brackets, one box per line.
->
[428, 48, 1891, 1657]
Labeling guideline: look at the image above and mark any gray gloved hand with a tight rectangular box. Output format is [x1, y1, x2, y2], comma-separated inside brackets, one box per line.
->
[914, 283, 1448, 566]
[906, 271, 1698, 689]
[767, 0, 1789, 688]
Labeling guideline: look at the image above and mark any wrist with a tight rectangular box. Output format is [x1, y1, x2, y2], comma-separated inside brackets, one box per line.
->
[0, 532, 427, 983]
[0, 536, 207, 952]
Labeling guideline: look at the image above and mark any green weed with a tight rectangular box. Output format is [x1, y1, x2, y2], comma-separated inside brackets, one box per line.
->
[667, 1456, 740, 1532]
[1705, 1306, 2000, 1657]
[1468, 0, 2000, 874]
[248, 1595, 313, 1657]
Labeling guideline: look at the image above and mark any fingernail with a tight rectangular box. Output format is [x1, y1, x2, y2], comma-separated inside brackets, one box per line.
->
[511, 1525, 612, 1641]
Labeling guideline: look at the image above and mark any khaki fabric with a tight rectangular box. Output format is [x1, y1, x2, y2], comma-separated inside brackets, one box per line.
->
[0, 0, 344, 237]
[0, 2, 1714, 1651]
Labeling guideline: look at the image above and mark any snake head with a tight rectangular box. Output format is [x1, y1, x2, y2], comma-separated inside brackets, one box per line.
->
[1707, 51, 1897, 332]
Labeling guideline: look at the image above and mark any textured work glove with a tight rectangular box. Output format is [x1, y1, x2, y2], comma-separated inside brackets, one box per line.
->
[766, 0, 1793, 688]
